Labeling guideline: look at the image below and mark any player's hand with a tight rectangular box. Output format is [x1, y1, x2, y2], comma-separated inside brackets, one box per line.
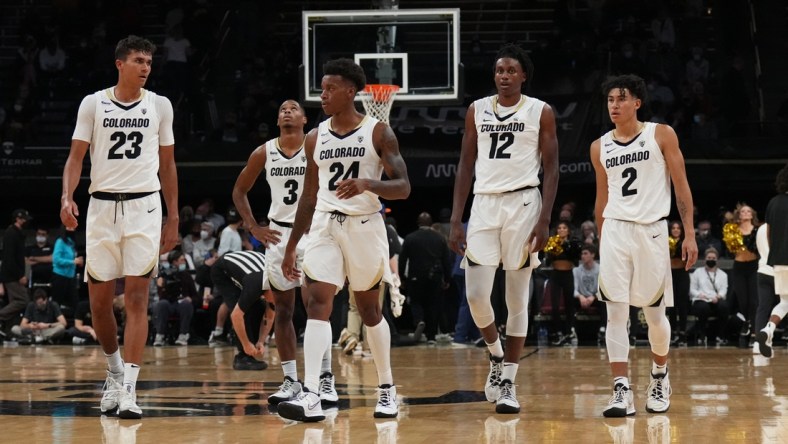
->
[448, 221, 466, 256]
[160, 217, 179, 255]
[682, 236, 699, 271]
[254, 341, 266, 356]
[527, 219, 550, 252]
[335, 178, 370, 200]
[243, 341, 262, 357]
[60, 198, 79, 229]
[250, 224, 282, 246]
[281, 247, 301, 281]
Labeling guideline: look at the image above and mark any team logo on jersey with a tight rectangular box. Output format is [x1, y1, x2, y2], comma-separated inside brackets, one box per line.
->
[142, 108, 147, 115]
[269, 151, 277, 155]
[101, 101, 112, 105]
[301, 155, 306, 162]
[639, 140, 645, 147]
[357, 136, 364, 143]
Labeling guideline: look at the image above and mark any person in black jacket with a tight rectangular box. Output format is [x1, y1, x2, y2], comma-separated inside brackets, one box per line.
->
[399, 212, 452, 344]
[152, 250, 196, 346]
[0, 209, 32, 335]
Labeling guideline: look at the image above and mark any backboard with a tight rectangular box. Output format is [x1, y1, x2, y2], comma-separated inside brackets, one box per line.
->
[301, 8, 461, 105]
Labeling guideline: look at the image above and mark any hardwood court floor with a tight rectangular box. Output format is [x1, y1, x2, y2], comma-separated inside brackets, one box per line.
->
[1, 342, 787, 443]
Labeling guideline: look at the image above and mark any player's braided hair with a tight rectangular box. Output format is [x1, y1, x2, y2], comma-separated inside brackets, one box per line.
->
[601, 74, 648, 102]
[324, 58, 366, 94]
[115, 35, 157, 61]
[494, 43, 534, 90]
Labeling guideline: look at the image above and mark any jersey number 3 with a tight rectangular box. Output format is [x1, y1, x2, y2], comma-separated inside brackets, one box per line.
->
[621, 167, 638, 196]
[283, 179, 298, 205]
[108, 131, 143, 159]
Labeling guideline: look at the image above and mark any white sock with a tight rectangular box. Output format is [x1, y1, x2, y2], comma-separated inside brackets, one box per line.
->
[501, 362, 519, 383]
[105, 350, 124, 374]
[765, 321, 776, 334]
[365, 318, 393, 386]
[213, 327, 223, 335]
[123, 363, 140, 392]
[322, 346, 332, 374]
[281, 360, 297, 381]
[652, 362, 667, 375]
[303, 319, 331, 393]
[486, 337, 504, 359]
[614, 376, 629, 388]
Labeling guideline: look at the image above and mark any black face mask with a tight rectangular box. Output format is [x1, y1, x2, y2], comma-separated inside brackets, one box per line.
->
[706, 259, 717, 268]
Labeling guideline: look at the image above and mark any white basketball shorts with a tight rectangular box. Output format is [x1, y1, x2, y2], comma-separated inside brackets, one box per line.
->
[463, 187, 542, 270]
[302, 210, 390, 292]
[598, 218, 674, 308]
[265, 222, 307, 292]
[774, 266, 788, 295]
[85, 193, 162, 282]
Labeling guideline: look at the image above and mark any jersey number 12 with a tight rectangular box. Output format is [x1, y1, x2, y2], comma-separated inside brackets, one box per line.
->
[488, 132, 514, 159]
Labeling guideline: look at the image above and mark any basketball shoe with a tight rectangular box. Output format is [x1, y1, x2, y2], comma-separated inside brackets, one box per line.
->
[118, 386, 142, 419]
[269, 376, 301, 404]
[603, 383, 635, 417]
[319, 372, 339, 404]
[645, 371, 671, 413]
[100, 370, 124, 414]
[277, 384, 325, 422]
[485, 355, 504, 402]
[495, 379, 520, 414]
[373, 384, 398, 418]
[756, 326, 774, 358]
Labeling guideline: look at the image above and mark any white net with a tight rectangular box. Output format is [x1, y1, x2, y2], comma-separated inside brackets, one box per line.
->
[359, 84, 399, 125]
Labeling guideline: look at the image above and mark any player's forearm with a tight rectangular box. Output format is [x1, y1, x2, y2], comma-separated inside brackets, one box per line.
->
[288, 194, 316, 250]
[61, 156, 84, 200]
[675, 191, 695, 236]
[450, 163, 474, 224]
[230, 308, 251, 347]
[539, 164, 559, 226]
[368, 178, 410, 200]
[159, 161, 179, 220]
[232, 188, 257, 229]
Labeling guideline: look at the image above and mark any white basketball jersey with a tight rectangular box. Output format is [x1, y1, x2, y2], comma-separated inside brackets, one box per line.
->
[264, 137, 306, 224]
[600, 122, 671, 224]
[473, 95, 545, 194]
[82, 89, 171, 193]
[314, 116, 383, 215]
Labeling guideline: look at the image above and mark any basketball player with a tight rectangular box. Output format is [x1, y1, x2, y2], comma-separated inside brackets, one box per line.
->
[755, 163, 788, 358]
[279, 58, 410, 422]
[60, 35, 178, 419]
[231, 99, 337, 404]
[591, 74, 697, 417]
[449, 43, 558, 414]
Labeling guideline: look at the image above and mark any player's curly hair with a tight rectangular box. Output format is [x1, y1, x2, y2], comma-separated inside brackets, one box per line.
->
[776, 163, 788, 194]
[494, 43, 534, 89]
[323, 58, 366, 93]
[601, 74, 648, 102]
[115, 35, 156, 61]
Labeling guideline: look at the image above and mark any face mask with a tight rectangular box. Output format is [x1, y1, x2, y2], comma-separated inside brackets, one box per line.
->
[162, 262, 171, 270]
[36, 235, 46, 244]
[178, 263, 187, 271]
[200, 230, 210, 240]
[706, 260, 717, 268]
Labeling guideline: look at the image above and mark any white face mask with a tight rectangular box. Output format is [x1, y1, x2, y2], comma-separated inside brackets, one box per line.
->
[36, 235, 47, 244]
[200, 230, 210, 240]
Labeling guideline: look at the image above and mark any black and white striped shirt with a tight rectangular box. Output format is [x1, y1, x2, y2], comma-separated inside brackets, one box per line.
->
[221, 250, 266, 284]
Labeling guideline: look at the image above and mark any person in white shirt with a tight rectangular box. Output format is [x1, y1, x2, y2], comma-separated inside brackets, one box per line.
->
[690, 247, 729, 345]
[573, 245, 605, 339]
[217, 208, 242, 256]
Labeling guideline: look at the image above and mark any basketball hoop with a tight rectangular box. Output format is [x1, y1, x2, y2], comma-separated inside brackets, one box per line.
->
[359, 84, 399, 125]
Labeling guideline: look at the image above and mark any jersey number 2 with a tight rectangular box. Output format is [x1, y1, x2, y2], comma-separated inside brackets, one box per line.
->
[328, 161, 360, 191]
[488, 132, 514, 159]
[621, 167, 638, 196]
[108, 131, 143, 159]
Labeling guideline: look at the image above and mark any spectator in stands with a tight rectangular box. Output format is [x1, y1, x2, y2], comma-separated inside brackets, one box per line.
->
[668, 221, 691, 345]
[191, 220, 216, 267]
[51, 226, 83, 311]
[178, 205, 195, 237]
[15, 34, 38, 89]
[651, 9, 675, 48]
[690, 248, 730, 345]
[580, 220, 598, 248]
[685, 46, 710, 87]
[26, 227, 53, 289]
[38, 36, 67, 79]
[161, 24, 192, 100]
[68, 299, 98, 345]
[573, 244, 604, 342]
[696, 220, 723, 259]
[1, 209, 32, 336]
[217, 207, 242, 256]
[153, 250, 196, 346]
[11, 288, 67, 344]
[399, 212, 453, 345]
[181, 220, 201, 258]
